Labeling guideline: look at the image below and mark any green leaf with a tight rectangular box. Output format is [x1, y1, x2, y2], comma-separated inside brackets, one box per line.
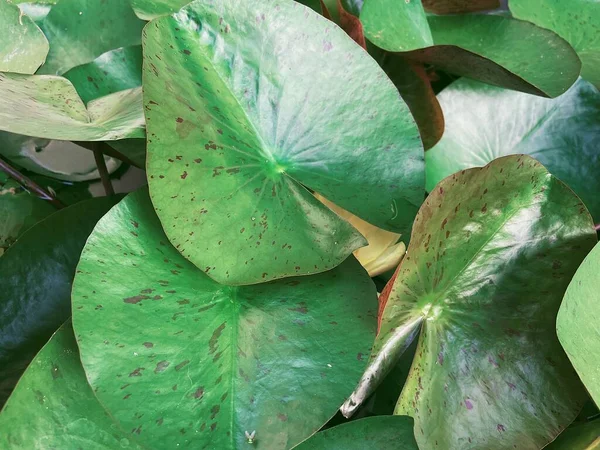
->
[107, 138, 146, 168]
[342, 155, 597, 449]
[546, 419, 600, 450]
[0, 322, 143, 449]
[425, 77, 600, 220]
[143, 0, 424, 284]
[511, 0, 600, 89]
[129, 0, 190, 20]
[35, 0, 145, 75]
[62, 45, 143, 104]
[294, 416, 418, 449]
[0, 73, 145, 141]
[71, 188, 377, 449]
[557, 241, 600, 408]
[422, 0, 499, 14]
[0, 0, 49, 74]
[0, 196, 117, 403]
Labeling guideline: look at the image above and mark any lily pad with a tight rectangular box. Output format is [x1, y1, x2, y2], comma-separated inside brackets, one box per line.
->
[62, 45, 143, 104]
[143, 0, 423, 284]
[130, 0, 190, 20]
[0, 73, 145, 141]
[294, 416, 418, 449]
[511, 0, 600, 89]
[0, 0, 49, 74]
[0, 196, 117, 403]
[71, 188, 377, 449]
[341, 155, 596, 449]
[36, 0, 145, 75]
[425, 77, 600, 220]
[557, 241, 600, 407]
[0, 323, 142, 449]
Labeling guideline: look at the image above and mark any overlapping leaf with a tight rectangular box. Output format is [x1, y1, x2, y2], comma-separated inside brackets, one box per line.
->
[422, 0, 499, 14]
[71, 188, 377, 449]
[426, 77, 600, 220]
[557, 241, 600, 407]
[129, 0, 190, 20]
[546, 419, 600, 450]
[143, 0, 423, 284]
[342, 155, 596, 449]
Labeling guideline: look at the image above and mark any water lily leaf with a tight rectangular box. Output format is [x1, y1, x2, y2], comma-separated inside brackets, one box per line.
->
[0, 323, 143, 449]
[35, 0, 145, 75]
[0, 73, 145, 141]
[546, 419, 600, 450]
[422, 0, 499, 14]
[425, 77, 600, 220]
[557, 241, 600, 407]
[130, 0, 190, 20]
[0, 196, 117, 403]
[143, 0, 423, 285]
[0, 0, 49, 74]
[294, 416, 418, 449]
[510, 0, 600, 89]
[71, 188, 377, 449]
[341, 155, 597, 449]
[62, 45, 143, 104]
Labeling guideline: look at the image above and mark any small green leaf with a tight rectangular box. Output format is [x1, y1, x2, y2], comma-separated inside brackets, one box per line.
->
[71, 188, 377, 449]
[0, 196, 118, 403]
[143, 0, 424, 284]
[342, 155, 596, 449]
[511, 0, 600, 89]
[294, 416, 418, 449]
[0, 73, 144, 141]
[0, 0, 49, 74]
[129, 0, 190, 20]
[426, 77, 600, 220]
[557, 241, 600, 407]
[0, 323, 143, 449]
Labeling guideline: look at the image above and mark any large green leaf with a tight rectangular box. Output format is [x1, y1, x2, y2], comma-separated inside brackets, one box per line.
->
[294, 416, 418, 449]
[341, 155, 597, 449]
[62, 45, 143, 104]
[0, 196, 117, 403]
[71, 188, 377, 449]
[557, 241, 600, 407]
[143, 0, 423, 285]
[0, 323, 142, 449]
[546, 419, 600, 449]
[511, 0, 600, 89]
[35, 0, 145, 75]
[425, 77, 600, 220]
[130, 0, 189, 20]
[0, 73, 144, 141]
[0, 0, 49, 74]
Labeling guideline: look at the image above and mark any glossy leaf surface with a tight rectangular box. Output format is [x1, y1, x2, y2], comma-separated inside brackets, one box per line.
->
[36, 0, 145, 75]
[143, 0, 423, 284]
[0, 323, 142, 449]
[130, 0, 190, 20]
[558, 241, 600, 407]
[62, 45, 143, 104]
[342, 155, 596, 449]
[0, 0, 49, 74]
[546, 419, 600, 450]
[426, 77, 600, 220]
[0, 196, 117, 403]
[511, 0, 600, 89]
[294, 416, 418, 449]
[0, 73, 145, 141]
[71, 189, 377, 449]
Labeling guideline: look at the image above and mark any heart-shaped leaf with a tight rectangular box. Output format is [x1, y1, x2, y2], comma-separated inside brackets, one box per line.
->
[143, 0, 423, 285]
[510, 0, 600, 89]
[557, 241, 600, 407]
[425, 77, 600, 220]
[0, 196, 117, 403]
[62, 45, 143, 104]
[546, 419, 600, 450]
[0, 323, 142, 449]
[422, 0, 499, 14]
[71, 188, 377, 449]
[0, 73, 145, 141]
[341, 155, 596, 449]
[130, 0, 190, 20]
[35, 0, 145, 75]
[0, 0, 49, 74]
[294, 416, 418, 449]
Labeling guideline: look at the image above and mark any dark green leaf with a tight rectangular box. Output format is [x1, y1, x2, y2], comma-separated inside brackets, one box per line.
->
[71, 188, 377, 449]
[546, 419, 600, 449]
[422, 0, 499, 14]
[342, 155, 596, 449]
[143, 0, 423, 284]
[425, 77, 600, 220]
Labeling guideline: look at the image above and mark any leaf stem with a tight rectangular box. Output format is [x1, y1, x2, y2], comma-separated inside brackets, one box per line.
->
[73, 141, 143, 169]
[92, 144, 115, 196]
